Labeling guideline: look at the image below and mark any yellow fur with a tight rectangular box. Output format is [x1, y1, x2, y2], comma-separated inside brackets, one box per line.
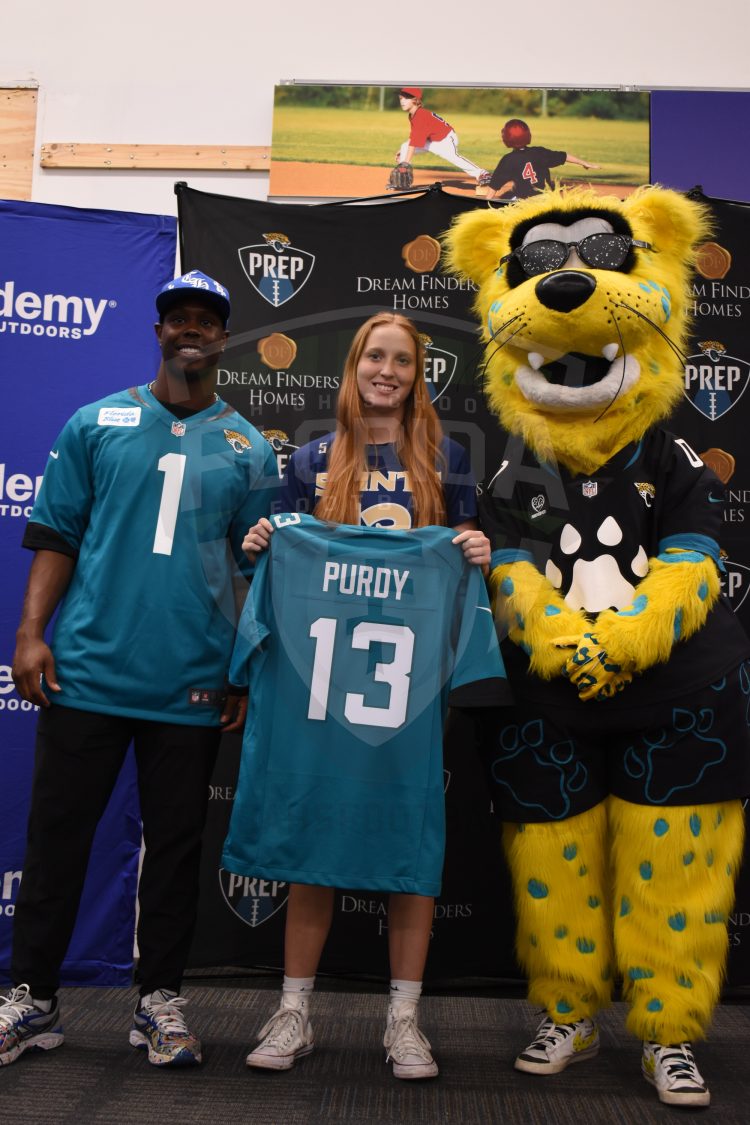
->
[609, 796, 744, 1042]
[450, 187, 741, 1049]
[590, 554, 721, 673]
[444, 187, 713, 475]
[503, 804, 613, 1021]
[491, 560, 589, 679]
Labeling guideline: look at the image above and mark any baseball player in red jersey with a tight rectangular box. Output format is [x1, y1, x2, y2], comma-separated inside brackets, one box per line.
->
[397, 87, 490, 185]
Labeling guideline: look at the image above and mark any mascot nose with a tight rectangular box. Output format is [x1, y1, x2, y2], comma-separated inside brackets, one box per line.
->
[535, 270, 597, 313]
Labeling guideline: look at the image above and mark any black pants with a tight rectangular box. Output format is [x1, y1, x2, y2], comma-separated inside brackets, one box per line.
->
[11, 705, 221, 1000]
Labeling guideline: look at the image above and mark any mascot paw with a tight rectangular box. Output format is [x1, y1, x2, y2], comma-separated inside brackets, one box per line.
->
[565, 633, 634, 702]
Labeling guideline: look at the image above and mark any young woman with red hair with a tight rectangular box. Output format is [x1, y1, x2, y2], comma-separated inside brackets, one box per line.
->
[238, 312, 491, 1080]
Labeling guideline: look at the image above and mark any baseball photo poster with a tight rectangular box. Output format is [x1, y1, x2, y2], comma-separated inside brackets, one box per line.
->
[268, 83, 650, 201]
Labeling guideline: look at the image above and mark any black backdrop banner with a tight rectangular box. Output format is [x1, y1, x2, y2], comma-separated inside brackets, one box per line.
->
[179, 184, 516, 982]
[180, 185, 750, 987]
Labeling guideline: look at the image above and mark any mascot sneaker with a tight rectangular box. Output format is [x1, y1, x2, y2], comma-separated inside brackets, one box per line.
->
[384, 1004, 438, 1079]
[642, 1040, 710, 1106]
[515, 1014, 599, 1074]
[246, 1004, 314, 1070]
[129, 989, 201, 1066]
[0, 984, 64, 1065]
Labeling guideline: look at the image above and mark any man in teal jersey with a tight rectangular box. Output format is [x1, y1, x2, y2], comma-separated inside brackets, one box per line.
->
[1, 272, 278, 1069]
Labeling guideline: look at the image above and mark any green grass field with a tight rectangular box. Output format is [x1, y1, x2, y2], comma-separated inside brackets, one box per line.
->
[271, 106, 649, 185]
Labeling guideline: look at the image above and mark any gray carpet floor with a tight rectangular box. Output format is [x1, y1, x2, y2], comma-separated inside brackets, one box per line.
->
[3, 986, 750, 1123]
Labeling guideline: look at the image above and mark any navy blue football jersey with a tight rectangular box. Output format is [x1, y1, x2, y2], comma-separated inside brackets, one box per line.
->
[277, 434, 477, 528]
[25, 384, 279, 724]
[222, 513, 509, 895]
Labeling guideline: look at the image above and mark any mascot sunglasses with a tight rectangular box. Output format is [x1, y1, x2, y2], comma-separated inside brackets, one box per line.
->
[500, 233, 652, 277]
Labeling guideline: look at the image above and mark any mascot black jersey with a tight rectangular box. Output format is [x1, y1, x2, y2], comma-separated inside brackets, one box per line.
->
[479, 428, 750, 713]
[222, 514, 509, 895]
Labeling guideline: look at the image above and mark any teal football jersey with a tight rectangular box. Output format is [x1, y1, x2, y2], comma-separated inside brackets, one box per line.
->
[222, 513, 509, 895]
[28, 384, 279, 724]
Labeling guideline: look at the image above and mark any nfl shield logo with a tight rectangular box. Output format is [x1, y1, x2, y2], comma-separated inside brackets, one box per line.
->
[171, 420, 186, 437]
[582, 480, 598, 498]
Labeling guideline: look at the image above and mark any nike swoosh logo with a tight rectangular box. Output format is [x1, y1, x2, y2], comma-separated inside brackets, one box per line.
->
[477, 606, 493, 614]
[49, 450, 59, 459]
[708, 493, 724, 503]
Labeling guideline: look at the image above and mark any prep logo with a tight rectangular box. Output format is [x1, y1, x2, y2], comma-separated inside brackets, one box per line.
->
[684, 341, 750, 421]
[238, 232, 315, 308]
[219, 869, 288, 927]
[420, 335, 456, 402]
[721, 552, 750, 614]
[0, 280, 113, 340]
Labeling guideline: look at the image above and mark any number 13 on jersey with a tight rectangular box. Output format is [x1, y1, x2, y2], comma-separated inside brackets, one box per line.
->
[308, 616, 415, 730]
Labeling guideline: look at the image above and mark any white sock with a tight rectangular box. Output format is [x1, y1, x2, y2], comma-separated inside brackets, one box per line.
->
[31, 996, 54, 1014]
[389, 979, 422, 1019]
[281, 975, 315, 1013]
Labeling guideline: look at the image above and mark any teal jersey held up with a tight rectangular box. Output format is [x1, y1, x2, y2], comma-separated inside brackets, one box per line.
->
[27, 384, 278, 725]
[223, 513, 509, 896]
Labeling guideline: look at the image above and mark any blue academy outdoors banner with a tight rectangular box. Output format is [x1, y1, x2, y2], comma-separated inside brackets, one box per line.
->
[0, 198, 177, 985]
[180, 184, 750, 990]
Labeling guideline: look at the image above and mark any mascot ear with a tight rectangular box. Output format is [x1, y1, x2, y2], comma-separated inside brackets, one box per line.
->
[623, 186, 713, 262]
[442, 206, 516, 286]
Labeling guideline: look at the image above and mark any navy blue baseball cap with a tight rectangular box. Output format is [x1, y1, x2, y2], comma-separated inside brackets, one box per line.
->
[156, 270, 231, 325]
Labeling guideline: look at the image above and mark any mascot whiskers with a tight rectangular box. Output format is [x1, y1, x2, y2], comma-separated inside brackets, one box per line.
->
[445, 186, 750, 1108]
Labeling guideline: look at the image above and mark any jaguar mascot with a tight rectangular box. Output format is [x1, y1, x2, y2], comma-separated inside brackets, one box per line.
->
[445, 186, 750, 1107]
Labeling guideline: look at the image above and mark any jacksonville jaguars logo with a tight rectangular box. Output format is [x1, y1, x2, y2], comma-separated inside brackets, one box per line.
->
[634, 482, 655, 507]
[684, 340, 750, 421]
[260, 428, 299, 454]
[238, 231, 315, 308]
[224, 429, 251, 454]
[219, 869, 288, 928]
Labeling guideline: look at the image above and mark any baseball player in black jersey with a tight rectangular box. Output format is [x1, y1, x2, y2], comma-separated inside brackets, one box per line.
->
[486, 118, 599, 200]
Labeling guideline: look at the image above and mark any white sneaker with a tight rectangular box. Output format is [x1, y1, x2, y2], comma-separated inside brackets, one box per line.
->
[129, 989, 201, 1066]
[515, 1014, 599, 1074]
[246, 1004, 314, 1070]
[0, 984, 64, 1066]
[384, 1005, 438, 1080]
[642, 1040, 710, 1106]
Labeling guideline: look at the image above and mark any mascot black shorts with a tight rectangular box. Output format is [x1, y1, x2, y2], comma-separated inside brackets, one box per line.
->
[484, 661, 750, 822]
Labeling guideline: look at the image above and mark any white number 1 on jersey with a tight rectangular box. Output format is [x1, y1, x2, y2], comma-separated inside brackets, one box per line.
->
[308, 616, 415, 729]
[153, 452, 187, 555]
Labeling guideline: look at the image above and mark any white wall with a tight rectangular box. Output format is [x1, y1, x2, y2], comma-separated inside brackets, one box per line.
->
[3, 0, 749, 217]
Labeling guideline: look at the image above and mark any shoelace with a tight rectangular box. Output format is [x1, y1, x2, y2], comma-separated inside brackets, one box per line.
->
[530, 1017, 576, 1050]
[653, 1042, 702, 1083]
[141, 994, 191, 1036]
[385, 1015, 433, 1063]
[256, 1008, 306, 1048]
[0, 984, 35, 1029]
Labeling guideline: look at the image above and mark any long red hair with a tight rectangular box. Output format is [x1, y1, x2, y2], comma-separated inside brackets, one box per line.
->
[314, 313, 447, 527]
